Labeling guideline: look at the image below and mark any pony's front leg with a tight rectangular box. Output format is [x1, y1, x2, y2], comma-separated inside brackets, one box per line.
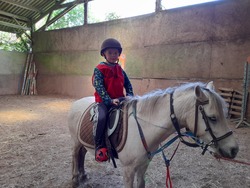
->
[136, 162, 149, 188]
[123, 166, 136, 188]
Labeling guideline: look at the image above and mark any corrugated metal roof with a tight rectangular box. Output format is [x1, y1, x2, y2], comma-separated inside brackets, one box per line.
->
[0, 0, 89, 34]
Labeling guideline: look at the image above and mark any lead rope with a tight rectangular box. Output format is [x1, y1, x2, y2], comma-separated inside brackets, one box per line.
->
[212, 153, 250, 166]
[161, 140, 181, 188]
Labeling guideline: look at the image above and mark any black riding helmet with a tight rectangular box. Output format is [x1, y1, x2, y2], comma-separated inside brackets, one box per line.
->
[100, 38, 122, 56]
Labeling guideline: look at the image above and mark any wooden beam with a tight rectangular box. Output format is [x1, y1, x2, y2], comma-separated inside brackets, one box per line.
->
[55, 0, 87, 10]
[0, 10, 29, 22]
[155, 0, 162, 12]
[0, 0, 40, 12]
[33, 0, 92, 28]
[13, 17, 31, 40]
[37, 0, 91, 31]
[0, 15, 27, 25]
[32, 0, 66, 24]
[84, 1, 88, 25]
[0, 20, 30, 30]
[37, 3, 79, 31]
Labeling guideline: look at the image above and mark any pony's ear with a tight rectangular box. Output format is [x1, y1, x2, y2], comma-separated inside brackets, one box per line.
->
[206, 81, 215, 91]
[195, 85, 208, 102]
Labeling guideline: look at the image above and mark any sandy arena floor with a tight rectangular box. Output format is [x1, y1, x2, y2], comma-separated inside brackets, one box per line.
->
[0, 95, 250, 188]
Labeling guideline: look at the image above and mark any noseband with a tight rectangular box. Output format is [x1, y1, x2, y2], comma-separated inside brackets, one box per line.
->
[170, 91, 233, 154]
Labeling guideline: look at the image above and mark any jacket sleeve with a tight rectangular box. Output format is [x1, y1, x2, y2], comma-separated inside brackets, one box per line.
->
[123, 70, 134, 96]
[93, 68, 112, 105]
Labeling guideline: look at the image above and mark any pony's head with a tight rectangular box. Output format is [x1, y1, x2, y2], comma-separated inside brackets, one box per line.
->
[184, 82, 239, 159]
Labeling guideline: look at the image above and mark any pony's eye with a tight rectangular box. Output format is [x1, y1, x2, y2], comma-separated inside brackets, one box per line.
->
[209, 116, 217, 123]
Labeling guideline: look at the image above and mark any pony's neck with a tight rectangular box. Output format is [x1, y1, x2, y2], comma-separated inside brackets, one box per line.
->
[135, 94, 177, 149]
[172, 91, 196, 130]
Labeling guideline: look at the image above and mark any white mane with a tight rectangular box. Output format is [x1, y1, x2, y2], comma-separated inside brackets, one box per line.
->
[125, 82, 227, 117]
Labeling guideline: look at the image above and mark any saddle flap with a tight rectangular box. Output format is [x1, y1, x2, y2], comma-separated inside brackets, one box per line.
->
[107, 107, 121, 136]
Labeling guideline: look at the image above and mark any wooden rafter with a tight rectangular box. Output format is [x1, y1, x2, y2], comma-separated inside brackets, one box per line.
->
[0, 0, 93, 33]
[0, 0, 40, 13]
[0, 10, 29, 22]
[32, 0, 66, 24]
[0, 20, 30, 30]
[36, 0, 89, 32]
[13, 17, 31, 41]
[0, 15, 27, 25]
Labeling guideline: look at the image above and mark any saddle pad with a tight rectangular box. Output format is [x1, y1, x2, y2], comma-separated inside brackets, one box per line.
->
[78, 103, 95, 149]
[78, 103, 129, 152]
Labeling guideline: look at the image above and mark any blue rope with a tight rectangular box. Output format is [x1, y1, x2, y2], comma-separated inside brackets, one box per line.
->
[149, 135, 179, 157]
[149, 131, 203, 158]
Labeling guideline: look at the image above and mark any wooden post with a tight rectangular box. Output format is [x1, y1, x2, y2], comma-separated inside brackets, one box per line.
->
[236, 58, 250, 128]
[84, 0, 88, 25]
[21, 53, 33, 95]
[155, 0, 162, 12]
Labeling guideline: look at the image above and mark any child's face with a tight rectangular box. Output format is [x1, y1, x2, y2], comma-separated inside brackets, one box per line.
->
[103, 48, 120, 63]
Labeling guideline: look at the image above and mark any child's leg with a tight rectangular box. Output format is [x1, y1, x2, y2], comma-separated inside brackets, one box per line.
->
[94, 103, 109, 162]
[95, 103, 108, 148]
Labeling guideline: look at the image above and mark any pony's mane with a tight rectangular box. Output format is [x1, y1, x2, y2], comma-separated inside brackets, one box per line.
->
[126, 82, 206, 104]
[125, 82, 227, 115]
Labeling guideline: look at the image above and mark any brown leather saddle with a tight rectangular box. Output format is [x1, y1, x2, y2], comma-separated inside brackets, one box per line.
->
[78, 103, 128, 154]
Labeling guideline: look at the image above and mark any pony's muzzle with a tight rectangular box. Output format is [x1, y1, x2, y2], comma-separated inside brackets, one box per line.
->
[219, 146, 239, 159]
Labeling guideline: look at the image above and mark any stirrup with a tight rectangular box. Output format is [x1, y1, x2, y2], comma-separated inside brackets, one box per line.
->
[95, 148, 109, 162]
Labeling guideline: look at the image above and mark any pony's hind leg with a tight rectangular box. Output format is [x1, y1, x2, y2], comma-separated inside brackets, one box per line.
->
[72, 142, 87, 187]
[78, 146, 87, 182]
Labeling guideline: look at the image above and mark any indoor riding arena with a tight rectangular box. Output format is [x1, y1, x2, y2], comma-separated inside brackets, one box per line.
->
[1, 0, 250, 188]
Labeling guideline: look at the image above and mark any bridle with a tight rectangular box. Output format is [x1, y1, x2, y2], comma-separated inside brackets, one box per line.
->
[132, 89, 233, 159]
[170, 90, 233, 154]
[131, 89, 237, 188]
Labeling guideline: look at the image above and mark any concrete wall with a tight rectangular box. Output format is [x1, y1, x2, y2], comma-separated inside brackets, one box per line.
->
[33, 0, 250, 99]
[0, 50, 27, 95]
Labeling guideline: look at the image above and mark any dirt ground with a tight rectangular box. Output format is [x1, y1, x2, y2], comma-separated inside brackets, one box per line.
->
[0, 95, 250, 188]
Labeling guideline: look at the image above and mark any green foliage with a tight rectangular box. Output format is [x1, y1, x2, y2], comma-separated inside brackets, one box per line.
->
[0, 31, 29, 52]
[47, 3, 121, 29]
[47, 5, 84, 30]
[105, 12, 120, 21]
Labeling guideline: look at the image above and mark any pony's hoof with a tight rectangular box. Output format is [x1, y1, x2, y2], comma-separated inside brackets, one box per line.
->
[80, 173, 88, 182]
[72, 177, 79, 188]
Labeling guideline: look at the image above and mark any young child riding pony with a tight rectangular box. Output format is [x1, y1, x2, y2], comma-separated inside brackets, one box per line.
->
[92, 38, 134, 162]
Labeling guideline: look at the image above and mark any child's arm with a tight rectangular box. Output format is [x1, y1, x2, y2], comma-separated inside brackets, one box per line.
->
[123, 70, 134, 96]
[93, 68, 112, 105]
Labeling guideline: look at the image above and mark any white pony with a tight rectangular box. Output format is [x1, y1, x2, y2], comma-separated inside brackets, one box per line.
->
[68, 82, 239, 188]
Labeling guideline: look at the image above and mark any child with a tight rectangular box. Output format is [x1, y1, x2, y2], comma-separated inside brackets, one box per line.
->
[92, 38, 134, 162]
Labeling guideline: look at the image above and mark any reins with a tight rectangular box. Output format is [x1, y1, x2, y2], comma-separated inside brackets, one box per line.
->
[213, 153, 250, 166]
[132, 101, 152, 159]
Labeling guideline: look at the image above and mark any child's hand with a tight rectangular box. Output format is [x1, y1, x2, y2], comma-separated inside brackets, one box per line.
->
[112, 99, 120, 106]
